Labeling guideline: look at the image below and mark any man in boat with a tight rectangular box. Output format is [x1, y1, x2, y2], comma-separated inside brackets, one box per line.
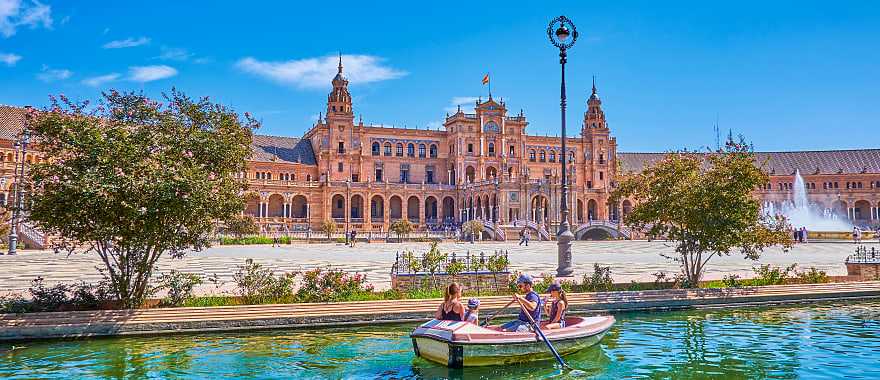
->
[500, 274, 541, 332]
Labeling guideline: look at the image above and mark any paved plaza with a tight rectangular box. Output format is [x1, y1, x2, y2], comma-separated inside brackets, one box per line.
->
[0, 240, 871, 297]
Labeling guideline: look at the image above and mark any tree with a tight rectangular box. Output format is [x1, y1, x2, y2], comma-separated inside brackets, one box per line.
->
[611, 137, 792, 286]
[320, 219, 337, 240]
[225, 214, 259, 238]
[26, 90, 256, 308]
[389, 219, 413, 243]
[462, 220, 483, 242]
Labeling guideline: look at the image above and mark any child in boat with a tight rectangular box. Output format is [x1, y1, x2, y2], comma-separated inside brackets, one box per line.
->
[464, 298, 480, 324]
[543, 282, 568, 329]
[501, 273, 541, 332]
[435, 282, 465, 321]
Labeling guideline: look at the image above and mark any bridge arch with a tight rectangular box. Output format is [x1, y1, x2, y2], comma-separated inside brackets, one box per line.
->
[574, 221, 631, 240]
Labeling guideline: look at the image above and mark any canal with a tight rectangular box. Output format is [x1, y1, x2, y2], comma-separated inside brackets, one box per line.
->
[2, 300, 879, 379]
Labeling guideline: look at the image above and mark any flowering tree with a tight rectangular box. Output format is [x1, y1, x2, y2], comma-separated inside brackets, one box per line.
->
[611, 137, 792, 286]
[26, 90, 256, 308]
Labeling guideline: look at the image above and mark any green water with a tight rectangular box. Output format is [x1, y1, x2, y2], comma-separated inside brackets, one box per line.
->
[2, 301, 880, 379]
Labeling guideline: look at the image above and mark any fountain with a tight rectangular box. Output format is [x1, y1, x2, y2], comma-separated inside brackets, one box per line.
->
[762, 170, 851, 231]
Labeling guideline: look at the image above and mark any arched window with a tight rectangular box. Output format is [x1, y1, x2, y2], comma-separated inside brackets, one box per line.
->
[569, 152, 575, 163]
[429, 144, 438, 158]
[529, 150, 536, 162]
[488, 143, 495, 157]
[549, 151, 556, 162]
[371, 142, 380, 156]
[539, 150, 546, 162]
[418, 144, 426, 158]
[384, 142, 392, 156]
[396, 143, 404, 157]
[306, 174, 311, 182]
[407, 143, 415, 157]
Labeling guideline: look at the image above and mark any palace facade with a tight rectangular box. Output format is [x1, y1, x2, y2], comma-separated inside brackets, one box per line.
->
[1, 59, 880, 243]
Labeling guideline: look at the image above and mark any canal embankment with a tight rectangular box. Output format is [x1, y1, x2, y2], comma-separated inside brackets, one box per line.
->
[3, 281, 880, 342]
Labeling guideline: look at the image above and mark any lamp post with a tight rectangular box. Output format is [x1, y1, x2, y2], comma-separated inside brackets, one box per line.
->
[548, 16, 578, 277]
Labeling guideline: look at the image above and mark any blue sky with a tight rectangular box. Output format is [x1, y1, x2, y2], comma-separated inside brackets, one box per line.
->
[1, 1, 878, 152]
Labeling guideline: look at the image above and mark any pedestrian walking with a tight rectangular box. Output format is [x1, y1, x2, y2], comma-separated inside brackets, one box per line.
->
[800, 227, 808, 243]
[519, 228, 530, 246]
[272, 231, 279, 247]
[350, 230, 357, 247]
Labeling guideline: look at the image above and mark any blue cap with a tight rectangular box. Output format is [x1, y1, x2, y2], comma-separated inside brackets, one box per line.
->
[516, 273, 533, 285]
[547, 282, 562, 292]
[467, 298, 480, 309]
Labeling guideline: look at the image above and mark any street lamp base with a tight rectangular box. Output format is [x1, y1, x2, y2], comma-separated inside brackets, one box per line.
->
[556, 227, 574, 277]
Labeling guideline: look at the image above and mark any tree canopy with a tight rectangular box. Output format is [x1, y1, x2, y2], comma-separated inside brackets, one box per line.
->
[26, 90, 257, 307]
[611, 138, 792, 286]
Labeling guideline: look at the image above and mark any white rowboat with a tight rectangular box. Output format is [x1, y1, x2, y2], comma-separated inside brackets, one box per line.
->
[410, 315, 615, 367]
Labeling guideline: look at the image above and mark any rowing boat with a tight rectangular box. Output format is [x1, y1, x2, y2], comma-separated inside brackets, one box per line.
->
[410, 315, 614, 367]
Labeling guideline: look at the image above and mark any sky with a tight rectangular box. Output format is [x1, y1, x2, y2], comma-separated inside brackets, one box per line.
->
[1, 1, 879, 152]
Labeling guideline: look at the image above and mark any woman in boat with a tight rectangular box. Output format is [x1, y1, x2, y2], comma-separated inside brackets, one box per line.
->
[501, 273, 541, 332]
[435, 282, 465, 321]
[543, 282, 568, 329]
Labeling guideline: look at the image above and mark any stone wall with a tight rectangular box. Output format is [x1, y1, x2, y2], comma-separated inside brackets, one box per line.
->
[846, 262, 880, 280]
[392, 271, 510, 294]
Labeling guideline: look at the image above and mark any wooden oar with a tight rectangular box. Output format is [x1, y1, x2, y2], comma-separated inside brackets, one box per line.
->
[480, 299, 517, 327]
[515, 297, 569, 369]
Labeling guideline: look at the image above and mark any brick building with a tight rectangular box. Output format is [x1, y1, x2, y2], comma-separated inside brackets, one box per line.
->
[1, 59, 879, 243]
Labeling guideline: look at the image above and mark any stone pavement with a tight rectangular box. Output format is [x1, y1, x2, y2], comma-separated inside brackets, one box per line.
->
[0, 241, 870, 297]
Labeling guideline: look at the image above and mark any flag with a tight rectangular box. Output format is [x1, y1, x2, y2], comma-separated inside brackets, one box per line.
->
[482, 73, 490, 85]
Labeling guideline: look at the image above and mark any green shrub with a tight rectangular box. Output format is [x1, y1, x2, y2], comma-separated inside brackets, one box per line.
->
[446, 258, 465, 278]
[2, 278, 112, 313]
[753, 264, 797, 286]
[533, 273, 555, 293]
[796, 267, 829, 284]
[155, 270, 203, 307]
[220, 235, 295, 245]
[0, 294, 31, 313]
[296, 268, 374, 303]
[233, 259, 297, 304]
[722, 274, 742, 288]
[583, 264, 614, 292]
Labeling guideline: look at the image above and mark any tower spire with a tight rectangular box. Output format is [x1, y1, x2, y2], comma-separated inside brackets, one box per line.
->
[592, 75, 597, 95]
[337, 51, 343, 74]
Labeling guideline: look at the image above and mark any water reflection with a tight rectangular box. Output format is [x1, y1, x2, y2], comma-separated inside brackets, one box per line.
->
[2, 301, 880, 379]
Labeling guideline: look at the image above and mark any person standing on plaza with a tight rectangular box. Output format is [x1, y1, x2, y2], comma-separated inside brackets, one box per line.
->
[350, 230, 357, 247]
[853, 227, 861, 244]
[272, 231, 279, 247]
[801, 227, 808, 243]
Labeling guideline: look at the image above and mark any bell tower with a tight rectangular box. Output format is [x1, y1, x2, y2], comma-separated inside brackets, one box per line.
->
[583, 77, 607, 133]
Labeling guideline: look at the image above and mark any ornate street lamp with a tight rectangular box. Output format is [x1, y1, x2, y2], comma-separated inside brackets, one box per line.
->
[548, 16, 578, 277]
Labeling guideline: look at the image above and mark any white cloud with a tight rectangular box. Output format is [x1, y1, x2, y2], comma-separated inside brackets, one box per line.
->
[82, 73, 120, 87]
[0, 52, 21, 66]
[0, 0, 53, 38]
[156, 46, 192, 61]
[236, 54, 406, 89]
[444, 96, 479, 112]
[128, 65, 176, 82]
[102, 36, 150, 49]
[36, 65, 71, 82]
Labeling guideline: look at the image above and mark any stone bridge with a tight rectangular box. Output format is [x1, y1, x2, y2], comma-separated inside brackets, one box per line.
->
[574, 220, 632, 240]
